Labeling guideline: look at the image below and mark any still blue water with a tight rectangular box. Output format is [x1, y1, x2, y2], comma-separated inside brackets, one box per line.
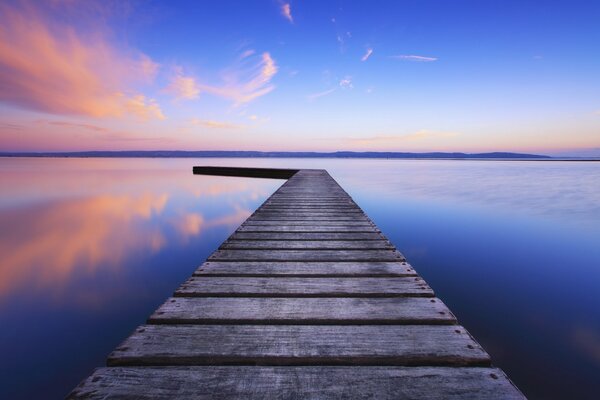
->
[1, 158, 599, 399]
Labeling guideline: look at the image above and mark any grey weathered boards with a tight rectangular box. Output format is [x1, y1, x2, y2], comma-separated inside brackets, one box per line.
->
[68, 167, 525, 399]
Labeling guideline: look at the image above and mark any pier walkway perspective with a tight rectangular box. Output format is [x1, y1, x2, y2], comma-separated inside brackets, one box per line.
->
[68, 167, 525, 399]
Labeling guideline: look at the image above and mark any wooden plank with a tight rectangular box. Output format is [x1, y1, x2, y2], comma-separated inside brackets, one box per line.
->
[254, 210, 363, 215]
[193, 261, 417, 277]
[252, 211, 365, 216]
[255, 208, 363, 212]
[193, 166, 298, 179]
[148, 297, 456, 325]
[265, 199, 355, 203]
[237, 225, 380, 232]
[242, 220, 373, 225]
[106, 325, 490, 366]
[257, 205, 361, 209]
[220, 240, 394, 250]
[246, 216, 371, 222]
[228, 232, 386, 241]
[175, 277, 432, 297]
[236, 225, 379, 233]
[68, 366, 525, 400]
[208, 249, 404, 262]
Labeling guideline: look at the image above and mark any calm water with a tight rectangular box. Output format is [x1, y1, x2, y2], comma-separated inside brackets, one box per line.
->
[1, 158, 599, 399]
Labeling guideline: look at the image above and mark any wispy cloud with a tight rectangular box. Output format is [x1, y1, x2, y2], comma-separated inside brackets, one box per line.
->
[0, 122, 25, 131]
[33, 119, 171, 142]
[347, 130, 459, 145]
[339, 76, 353, 89]
[392, 54, 438, 62]
[280, 2, 293, 23]
[190, 118, 243, 129]
[164, 68, 201, 100]
[361, 48, 373, 62]
[0, 2, 164, 120]
[199, 52, 278, 105]
[36, 120, 110, 133]
[307, 88, 337, 101]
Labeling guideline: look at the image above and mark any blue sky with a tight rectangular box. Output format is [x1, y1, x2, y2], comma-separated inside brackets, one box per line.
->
[0, 0, 599, 155]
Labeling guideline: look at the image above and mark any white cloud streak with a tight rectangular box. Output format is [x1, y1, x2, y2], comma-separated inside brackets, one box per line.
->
[392, 55, 438, 62]
[361, 48, 373, 62]
[307, 88, 337, 101]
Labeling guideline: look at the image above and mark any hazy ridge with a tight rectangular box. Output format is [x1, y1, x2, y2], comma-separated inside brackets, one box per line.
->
[0, 150, 551, 159]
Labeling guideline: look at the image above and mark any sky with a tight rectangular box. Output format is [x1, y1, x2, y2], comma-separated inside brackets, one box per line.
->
[0, 0, 599, 155]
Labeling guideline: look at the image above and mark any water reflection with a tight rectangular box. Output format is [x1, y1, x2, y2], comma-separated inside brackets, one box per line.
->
[1, 157, 599, 399]
[0, 158, 281, 399]
[0, 193, 168, 300]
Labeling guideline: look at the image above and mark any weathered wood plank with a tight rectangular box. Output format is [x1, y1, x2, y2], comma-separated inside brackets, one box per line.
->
[67, 366, 525, 400]
[220, 240, 393, 250]
[237, 225, 380, 232]
[251, 210, 364, 214]
[252, 211, 365, 216]
[193, 166, 298, 179]
[208, 249, 404, 262]
[228, 232, 386, 241]
[242, 220, 373, 226]
[193, 261, 417, 277]
[175, 277, 432, 297]
[149, 297, 455, 325]
[262, 202, 357, 206]
[106, 325, 490, 366]
[246, 216, 371, 222]
[257, 206, 361, 210]
[254, 209, 363, 213]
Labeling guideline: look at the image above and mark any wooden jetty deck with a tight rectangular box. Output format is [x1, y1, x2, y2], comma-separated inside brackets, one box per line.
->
[68, 167, 525, 399]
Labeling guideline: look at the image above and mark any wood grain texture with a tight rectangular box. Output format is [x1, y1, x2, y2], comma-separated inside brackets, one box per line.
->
[228, 232, 386, 240]
[107, 324, 490, 367]
[246, 216, 371, 222]
[209, 249, 404, 261]
[220, 240, 393, 250]
[255, 208, 363, 212]
[242, 220, 373, 226]
[68, 366, 525, 400]
[193, 261, 417, 277]
[175, 276, 433, 297]
[149, 297, 455, 325]
[237, 225, 380, 232]
[67, 366, 525, 400]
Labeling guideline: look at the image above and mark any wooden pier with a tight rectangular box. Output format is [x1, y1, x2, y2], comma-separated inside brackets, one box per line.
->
[68, 168, 525, 399]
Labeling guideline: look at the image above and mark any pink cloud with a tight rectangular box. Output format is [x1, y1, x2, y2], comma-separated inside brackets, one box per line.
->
[0, 2, 164, 120]
[190, 118, 243, 129]
[164, 68, 201, 100]
[361, 48, 373, 62]
[281, 3, 293, 23]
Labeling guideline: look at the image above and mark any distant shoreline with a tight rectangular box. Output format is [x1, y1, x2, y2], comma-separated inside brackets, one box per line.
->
[1, 150, 599, 161]
[0, 150, 555, 159]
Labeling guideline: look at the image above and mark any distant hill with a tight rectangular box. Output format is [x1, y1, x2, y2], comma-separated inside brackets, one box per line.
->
[0, 150, 551, 159]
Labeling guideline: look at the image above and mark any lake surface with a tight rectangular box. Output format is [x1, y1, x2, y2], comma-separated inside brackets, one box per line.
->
[1, 158, 599, 399]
